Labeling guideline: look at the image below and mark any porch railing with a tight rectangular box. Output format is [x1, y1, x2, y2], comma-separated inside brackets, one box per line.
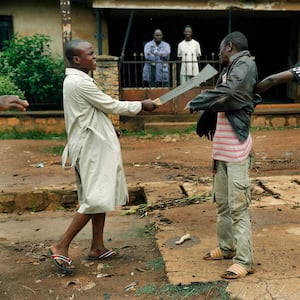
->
[119, 53, 220, 88]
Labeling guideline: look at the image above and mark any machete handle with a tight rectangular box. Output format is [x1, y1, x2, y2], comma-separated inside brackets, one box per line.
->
[153, 98, 162, 106]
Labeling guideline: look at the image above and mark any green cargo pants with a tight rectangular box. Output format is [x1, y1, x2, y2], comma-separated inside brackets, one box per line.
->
[213, 158, 254, 271]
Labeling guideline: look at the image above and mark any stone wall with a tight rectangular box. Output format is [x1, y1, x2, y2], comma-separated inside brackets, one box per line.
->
[1, 109, 300, 134]
[93, 55, 120, 126]
[0, 111, 66, 134]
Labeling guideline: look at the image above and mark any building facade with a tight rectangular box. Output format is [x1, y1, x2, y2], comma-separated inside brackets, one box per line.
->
[0, 0, 299, 102]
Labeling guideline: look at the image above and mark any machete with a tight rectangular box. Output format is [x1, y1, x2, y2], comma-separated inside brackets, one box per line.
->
[153, 64, 218, 105]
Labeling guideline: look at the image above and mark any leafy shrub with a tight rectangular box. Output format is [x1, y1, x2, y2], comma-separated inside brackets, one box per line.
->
[0, 34, 64, 104]
[0, 75, 25, 98]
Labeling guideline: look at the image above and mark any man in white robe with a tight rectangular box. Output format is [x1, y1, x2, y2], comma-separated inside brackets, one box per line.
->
[48, 40, 156, 273]
[177, 25, 202, 84]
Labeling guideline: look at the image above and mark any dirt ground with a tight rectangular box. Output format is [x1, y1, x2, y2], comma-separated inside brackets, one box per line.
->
[0, 128, 300, 299]
[1, 128, 300, 191]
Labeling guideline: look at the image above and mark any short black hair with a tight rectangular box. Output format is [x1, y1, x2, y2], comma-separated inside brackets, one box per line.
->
[222, 31, 248, 51]
[184, 25, 193, 31]
[65, 39, 86, 64]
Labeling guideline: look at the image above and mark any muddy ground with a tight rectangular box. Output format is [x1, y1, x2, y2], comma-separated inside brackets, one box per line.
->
[0, 128, 300, 299]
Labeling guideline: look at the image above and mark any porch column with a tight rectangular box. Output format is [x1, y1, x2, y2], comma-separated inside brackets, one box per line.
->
[93, 55, 120, 125]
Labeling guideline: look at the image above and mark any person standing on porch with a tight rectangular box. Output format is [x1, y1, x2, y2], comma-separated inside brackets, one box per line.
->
[177, 25, 201, 84]
[142, 29, 171, 87]
[48, 39, 157, 273]
[187, 31, 260, 279]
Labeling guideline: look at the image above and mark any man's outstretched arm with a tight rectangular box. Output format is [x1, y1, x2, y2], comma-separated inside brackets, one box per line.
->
[255, 70, 295, 94]
[0, 95, 29, 111]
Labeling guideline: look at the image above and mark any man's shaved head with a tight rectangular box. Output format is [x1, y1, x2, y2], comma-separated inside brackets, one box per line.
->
[65, 39, 87, 64]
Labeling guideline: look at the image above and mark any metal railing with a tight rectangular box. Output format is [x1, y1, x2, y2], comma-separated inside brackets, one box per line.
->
[119, 53, 220, 88]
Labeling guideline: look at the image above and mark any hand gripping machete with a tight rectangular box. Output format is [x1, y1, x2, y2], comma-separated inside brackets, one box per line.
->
[153, 64, 218, 106]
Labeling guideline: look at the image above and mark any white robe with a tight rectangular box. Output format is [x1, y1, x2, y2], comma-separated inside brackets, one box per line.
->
[62, 68, 142, 214]
[177, 39, 201, 76]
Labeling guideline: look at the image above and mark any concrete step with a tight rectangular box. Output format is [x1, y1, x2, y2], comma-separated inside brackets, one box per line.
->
[0, 184, 146, 213]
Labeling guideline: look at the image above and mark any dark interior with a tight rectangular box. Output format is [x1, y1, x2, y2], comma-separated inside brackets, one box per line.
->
[105, 8, 299, 102]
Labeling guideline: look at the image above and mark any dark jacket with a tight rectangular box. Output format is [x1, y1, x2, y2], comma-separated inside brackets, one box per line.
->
[188, 50, 260, 142]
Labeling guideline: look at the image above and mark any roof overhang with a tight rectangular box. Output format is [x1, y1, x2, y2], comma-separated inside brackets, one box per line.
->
[92, 0, 300, 11]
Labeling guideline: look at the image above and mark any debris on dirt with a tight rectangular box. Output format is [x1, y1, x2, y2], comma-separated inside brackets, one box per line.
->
[123, 193, 210, 217]
[80, 281, 96, 291]
[175, 233, 191, 245]
[292, 178, 300, 185]
[96, 273, 112, 278]
[254, 179, 281, 198]
[136, 267, 148, 272]
[179, 184, 189, 196]
[124, 281, 137, 291]
[36, 162, 45, 168]
[160, 217, 172, 224]
[22, 285, 36, 295]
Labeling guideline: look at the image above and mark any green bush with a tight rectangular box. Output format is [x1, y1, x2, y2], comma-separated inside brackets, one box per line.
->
[0, 75, 25, 98]
[0, 33, 64, 104]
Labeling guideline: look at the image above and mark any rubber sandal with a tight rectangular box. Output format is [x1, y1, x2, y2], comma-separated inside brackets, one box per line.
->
[87, 249, 119, 260]
[48, 248, 73, 274]
[203, 247, 235, 260]
[221, 263, 252, 279]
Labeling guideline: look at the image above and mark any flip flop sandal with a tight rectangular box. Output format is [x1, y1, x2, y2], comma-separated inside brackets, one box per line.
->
[48, 248, 73, 274]
[87, 249, 119, 261]
[221, 263, 252, 279]
[203, 247, 235, 260]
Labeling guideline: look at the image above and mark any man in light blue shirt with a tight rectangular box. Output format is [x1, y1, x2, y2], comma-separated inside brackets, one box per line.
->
[143, 29, 171, 87]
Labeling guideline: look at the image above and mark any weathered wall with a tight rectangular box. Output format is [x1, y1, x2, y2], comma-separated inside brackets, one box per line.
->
[0, 0, 108, 55]
[93, 0, 300, 10]
[0, 112, 66, 134]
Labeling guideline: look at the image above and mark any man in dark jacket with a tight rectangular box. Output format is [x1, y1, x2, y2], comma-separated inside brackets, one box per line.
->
[188, 31, 259, 279]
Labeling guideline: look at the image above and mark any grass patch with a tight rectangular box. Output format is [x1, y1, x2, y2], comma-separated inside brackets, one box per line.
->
[122, 125, 197, 138]
[122, 125, 300, 138]
[145, 257, 165, 270]
[0, 129, 67, 140]
[136, 281, 230, 300]
[250, 125, 300, 132]
[136, 223, 157, 239]
[42, 145, 65, 156]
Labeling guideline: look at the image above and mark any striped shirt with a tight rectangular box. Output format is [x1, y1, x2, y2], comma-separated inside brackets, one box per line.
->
[213, 113, 252, 162]
[290, 66, 300, 84]
[212, 72, 252, 163]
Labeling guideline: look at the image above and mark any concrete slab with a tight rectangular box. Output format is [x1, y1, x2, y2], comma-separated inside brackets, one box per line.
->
[153, 203, 300, 299]
[150, 175, 300, 300]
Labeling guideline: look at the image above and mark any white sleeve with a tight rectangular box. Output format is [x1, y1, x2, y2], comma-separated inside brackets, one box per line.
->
[78, 79, 142, 116]
[177, 42, 182, 57]
[197, 41, 201, 57]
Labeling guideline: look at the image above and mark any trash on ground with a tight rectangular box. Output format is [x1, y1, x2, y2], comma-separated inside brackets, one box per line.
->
[176, 233, 191, 245]
[124, 281, 137, 291]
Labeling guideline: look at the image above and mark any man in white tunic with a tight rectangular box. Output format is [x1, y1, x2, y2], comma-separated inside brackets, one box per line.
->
[48, 40, 156, 273]
[177, 25, 201, 84]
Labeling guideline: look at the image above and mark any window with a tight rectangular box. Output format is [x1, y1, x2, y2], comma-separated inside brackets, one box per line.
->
[0, 16, 13, 50]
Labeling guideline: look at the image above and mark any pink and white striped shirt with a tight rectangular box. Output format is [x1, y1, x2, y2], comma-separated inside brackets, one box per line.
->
[213, 112, 252, 163]
[212, 72, 252, 163]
